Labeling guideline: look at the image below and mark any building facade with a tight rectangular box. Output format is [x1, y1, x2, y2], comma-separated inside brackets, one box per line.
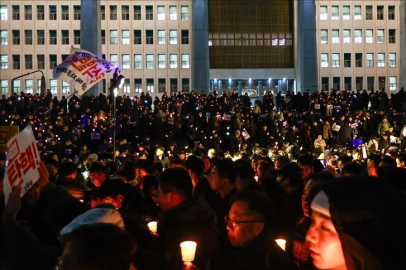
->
[316, 1, 402, 93]
[0, 0, 193, 97]
[0, 0, 404, 98]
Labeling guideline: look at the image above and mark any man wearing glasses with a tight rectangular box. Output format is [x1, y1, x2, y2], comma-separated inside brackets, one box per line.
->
[224, 190, 297, 270]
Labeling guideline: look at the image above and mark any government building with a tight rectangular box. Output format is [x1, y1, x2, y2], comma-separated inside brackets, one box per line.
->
[0, 0, 405, 98]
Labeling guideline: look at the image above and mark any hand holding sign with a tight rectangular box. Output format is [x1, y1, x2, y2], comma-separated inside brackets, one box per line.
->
[1, 181, 23, 223]
[3, 125, 41, 204]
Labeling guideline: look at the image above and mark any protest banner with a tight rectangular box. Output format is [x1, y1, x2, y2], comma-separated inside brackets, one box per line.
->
[3, 125, 41, 204]
[53, 48, 115, 96]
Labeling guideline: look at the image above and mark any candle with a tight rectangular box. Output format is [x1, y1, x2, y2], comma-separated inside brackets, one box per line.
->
[180, 241, 197, 263]
[275, 239, 286, 251]
[254, 176, 259, 182]
[147, 221, 157, 234]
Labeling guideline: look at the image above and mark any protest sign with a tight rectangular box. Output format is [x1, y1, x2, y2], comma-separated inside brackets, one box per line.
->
[3, 125, 41, 204]
[222, 114, 231, 121]
[53, 48, 115, 96]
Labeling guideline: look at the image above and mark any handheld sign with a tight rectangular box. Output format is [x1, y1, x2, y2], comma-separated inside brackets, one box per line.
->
[3, 125, 41, 204]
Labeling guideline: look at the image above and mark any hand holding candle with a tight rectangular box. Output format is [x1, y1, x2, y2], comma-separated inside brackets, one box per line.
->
[180, 241, 197, 263]
[275, 239, 286, 251]
[147, 221, 157, 234]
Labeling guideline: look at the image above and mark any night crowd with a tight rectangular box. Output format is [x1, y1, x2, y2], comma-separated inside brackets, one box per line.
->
[0, 87, 406, 270]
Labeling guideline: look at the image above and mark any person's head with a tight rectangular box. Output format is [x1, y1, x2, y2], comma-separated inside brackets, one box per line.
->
[306, 176, 406, 270]
[139, 160, 156, 180]
[169, 158, 185, 169]
[337, 155, 353, 172]
[342, 161, 364, 176]
[184, 156, 205, 179]
[89, 162, 107, 187]
[44, 157, 59, 177]
[99, 179, 128, 209]
[226, 190, 274, 247]
[297, 154, 314, 181]
[396, 154, 406, 168]
[208, 159, 237, 195]
[201, 156, 212, 174]
[367, 154, 381, 177]
[302, 172, 336, 218]
[256, 159, 274, 180]
[276, 162, 303, 194]
[58, 223, 136, 270]
[234, 159, 255, 192]
[275, 156, 290, 171]
[157, 168, 193, 211]
[58, 162, 78, 180]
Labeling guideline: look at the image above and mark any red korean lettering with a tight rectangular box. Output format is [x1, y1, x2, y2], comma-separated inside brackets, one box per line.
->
[8, 140, 20, 162]
[19, 144, 37, 174]
[7, 160, 22, 187]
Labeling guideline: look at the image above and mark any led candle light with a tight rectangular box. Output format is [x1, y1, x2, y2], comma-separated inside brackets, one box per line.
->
[275, 239, 286, 251]
[147, 221, 157, 234]
[180, 241, 197, 263]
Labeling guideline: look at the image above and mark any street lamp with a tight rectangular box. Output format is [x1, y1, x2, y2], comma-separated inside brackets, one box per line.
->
[249, 78, 252, 90]
[11, 70, 46, 96]
[229, 78, 231, 90]
[268, 78, 271, 91]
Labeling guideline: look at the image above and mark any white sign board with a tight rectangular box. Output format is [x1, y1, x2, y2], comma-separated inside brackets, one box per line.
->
[3, 125, 41, 204]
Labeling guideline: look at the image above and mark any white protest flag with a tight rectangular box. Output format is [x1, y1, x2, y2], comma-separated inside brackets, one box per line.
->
[53, 48, 115, 96]
[3, 125, 41, 204]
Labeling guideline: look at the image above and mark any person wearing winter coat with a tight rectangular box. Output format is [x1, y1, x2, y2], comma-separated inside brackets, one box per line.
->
[306, 176, 406, 270]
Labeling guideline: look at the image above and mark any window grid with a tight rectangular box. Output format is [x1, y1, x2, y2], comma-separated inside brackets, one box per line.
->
[321, 53, 329, 67]
[181, 54, 190, 69]
[25, 30, 32, 45]
[169, 6, 177, 20]
[134, 54, 142, 69]
[331, 6, 338, 20]
[377, 29, 384, 44]
[25, 55, 33, 69]
[157, 6, 165, 20]
[320, 6, 327, 20]
[332, 53, 340, 68]
[389, 53, 396, 67]
[342, 6, 350, 20]
[146, 54, 154, 69]
[74, 6, 81, 20]
[366, 53, 374, 67]
[158, 30, 166, 45]
[158, 54, 166, 69]
[62, 6, 69, 20]
[169, 30, 177, 45]
[181, 6, 189, 20]
[110, 5, 117, 20]
[122, 54, 130, 69]
[24, 5, 32, 20]
[170, 54, 178, 69]
[134, 6, 141, 20]
[378, 53, 385, 67]
[122, 30, 130, 45]
[37, 5, 44, 20]
[354, 30, 362, 44]
[122, 5, 129, 20]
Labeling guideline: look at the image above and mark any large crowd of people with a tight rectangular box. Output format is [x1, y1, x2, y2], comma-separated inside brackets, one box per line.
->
[1, 87, 406, 270]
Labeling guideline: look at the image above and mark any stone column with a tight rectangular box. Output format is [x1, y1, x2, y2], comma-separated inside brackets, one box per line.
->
[192, 0, 210, 94]
[296, 0, 318, 93]
[81, 0, 102, 96]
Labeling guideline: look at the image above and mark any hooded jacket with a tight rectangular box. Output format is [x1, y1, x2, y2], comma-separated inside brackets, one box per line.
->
[316, 176, 406, 270]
